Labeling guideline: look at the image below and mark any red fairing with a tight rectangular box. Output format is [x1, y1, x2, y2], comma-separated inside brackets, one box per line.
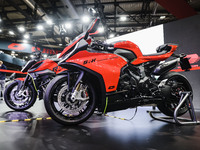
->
[67, 51, 127, 92]
[114, 41, 178, 65]
[58, 40, 79, 58]
[29, 59, 66, 74]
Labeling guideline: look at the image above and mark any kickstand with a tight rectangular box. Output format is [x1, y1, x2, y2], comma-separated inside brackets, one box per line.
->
[147, 91, 200, 125]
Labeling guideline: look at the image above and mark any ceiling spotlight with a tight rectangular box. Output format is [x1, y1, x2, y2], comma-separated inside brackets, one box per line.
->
[9, 31, 15, 35]
[98, 27, 104, 33]
[65, 22, 72, 29]
[43, 54, 47, 58]
[0, 29, 2, 32]
[37, 24, 44, 30]
[59, 43, 63, 46]
[46, 19, 53, 25]
[160, 16, 166, 20]
[82, 15, 90, 23]
[18, 26, 25, 32]
[109, 33, 115, 38]
[30, 55, 34, 58]
[24, 34, 30, 39]
[120, 16, 127, 21]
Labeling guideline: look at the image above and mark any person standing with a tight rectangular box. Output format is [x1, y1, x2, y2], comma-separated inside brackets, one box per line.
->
[0, 61, 7, 100]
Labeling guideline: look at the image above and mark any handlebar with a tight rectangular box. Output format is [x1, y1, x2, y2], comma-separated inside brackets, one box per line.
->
[91, 40, 115, 51]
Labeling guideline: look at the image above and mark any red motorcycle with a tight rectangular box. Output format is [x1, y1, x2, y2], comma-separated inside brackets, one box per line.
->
[44, 17, 192, 125]
[4, 50, 66, 111]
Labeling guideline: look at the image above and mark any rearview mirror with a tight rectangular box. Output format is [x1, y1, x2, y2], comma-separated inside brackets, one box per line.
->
[88, 8, 97, 16]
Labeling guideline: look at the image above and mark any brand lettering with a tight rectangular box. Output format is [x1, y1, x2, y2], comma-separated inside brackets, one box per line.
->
[186, 54, 200, 64]
[83, 58, 96, 65]
[8, 43, 25, 50]
[108, 86, 115, 89]
[53, 66, 63, 72]
[7, 43, 61, 54]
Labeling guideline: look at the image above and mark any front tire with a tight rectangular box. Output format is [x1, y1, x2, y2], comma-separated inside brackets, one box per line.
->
[44, 75, 96, 126]
[157, 72, 192, 116]
[4, 80, 37, 111]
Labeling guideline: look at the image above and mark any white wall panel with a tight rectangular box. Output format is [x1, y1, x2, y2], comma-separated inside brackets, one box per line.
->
[107, 25, 164, 55]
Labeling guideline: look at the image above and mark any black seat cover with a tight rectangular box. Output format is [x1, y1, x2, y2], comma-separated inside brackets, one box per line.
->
[156, 44, 171, 53]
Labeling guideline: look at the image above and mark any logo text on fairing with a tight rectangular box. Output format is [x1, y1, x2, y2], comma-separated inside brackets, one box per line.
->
[53, 66, 63, 72]
[83, 58, 96, 65]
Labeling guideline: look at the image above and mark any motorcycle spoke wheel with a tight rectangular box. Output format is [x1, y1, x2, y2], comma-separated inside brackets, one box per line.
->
[157, 73, 192, 117]
[165, 83, 187, 113]
[4, 81, 37, 111]
[44, 76, 96, 125]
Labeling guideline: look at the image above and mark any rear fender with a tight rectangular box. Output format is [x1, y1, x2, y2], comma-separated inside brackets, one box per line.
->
[59, 62, 106, 112]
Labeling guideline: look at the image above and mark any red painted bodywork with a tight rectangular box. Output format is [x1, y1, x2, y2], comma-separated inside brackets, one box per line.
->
[66, 40, 178, 92]
[15, 59, 66, 81]
[29, 59, 66, 74]
[67, 51, 127, 92]
[114, 41, 178, 65]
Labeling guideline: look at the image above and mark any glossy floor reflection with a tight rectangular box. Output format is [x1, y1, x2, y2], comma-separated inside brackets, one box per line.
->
[0, 99, 200, 150]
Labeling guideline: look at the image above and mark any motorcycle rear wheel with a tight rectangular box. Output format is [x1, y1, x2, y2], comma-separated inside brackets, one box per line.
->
[44, 75, 96, 126]
[157, 72, 192, 117]
[4, 80, 37, 111]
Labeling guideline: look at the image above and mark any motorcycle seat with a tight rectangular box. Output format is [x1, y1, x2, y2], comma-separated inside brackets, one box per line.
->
[143, 44, 172, 56]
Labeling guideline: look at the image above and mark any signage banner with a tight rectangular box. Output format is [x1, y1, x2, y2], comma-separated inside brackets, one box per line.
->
[0, 40, 62, 54]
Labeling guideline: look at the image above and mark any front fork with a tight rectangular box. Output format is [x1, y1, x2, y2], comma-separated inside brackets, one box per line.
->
[17, 76, 29, 92]
[16, 73, 37, 97]
[70, 71, 84, 101]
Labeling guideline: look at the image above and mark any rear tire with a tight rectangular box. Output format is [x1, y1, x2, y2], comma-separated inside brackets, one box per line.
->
[44, 75, 96, 125]
[4, 80, 37, 111]
[157, 72, 192, 116]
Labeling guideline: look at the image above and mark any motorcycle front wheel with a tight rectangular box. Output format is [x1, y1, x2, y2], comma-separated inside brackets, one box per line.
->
[157, 72, 193, 116]
[44, 75, 96, 126]
[4, 80, 37, 111]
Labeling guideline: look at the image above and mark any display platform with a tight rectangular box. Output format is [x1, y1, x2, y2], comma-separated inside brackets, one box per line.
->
[0, 99, 200, 150]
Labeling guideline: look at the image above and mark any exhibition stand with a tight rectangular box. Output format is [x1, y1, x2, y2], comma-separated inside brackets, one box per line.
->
[148, 91, 200, 125]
